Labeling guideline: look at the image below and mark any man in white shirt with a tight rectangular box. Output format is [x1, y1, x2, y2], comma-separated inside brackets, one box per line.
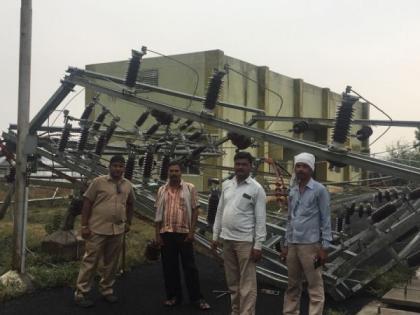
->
[212, 151, 267, 315]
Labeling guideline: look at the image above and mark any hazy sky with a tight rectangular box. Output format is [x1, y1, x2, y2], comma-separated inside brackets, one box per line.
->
[1, 0, 419, 155]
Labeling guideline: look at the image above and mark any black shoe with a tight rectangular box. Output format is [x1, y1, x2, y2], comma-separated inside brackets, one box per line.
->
[103, 294, 118, 304]
[75, 296, 95, 308]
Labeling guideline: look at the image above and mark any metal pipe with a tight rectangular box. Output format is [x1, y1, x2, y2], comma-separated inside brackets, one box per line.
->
[66, 67, 265, 114]
[64, 73, 420, 182]
[13, 0, 32, 273]
[251, 115, 420, 128]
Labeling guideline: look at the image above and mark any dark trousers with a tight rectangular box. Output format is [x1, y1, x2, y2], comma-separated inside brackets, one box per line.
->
[160, 232, 202, 302]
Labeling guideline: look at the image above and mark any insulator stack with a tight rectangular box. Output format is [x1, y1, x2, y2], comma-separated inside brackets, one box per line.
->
[77, 127, 90, 152]
[390, 188, 399, 200]
[145, 123, 160, 137]
[179, 119, 193, 131]
[188, 131, 203, 141]
[384, 190, 391, 202]
[336, 216, 344, 232]
[125, 154, 136, 181]
[227, 132, 252, 150]
[203, 71, 225, 111]
[292, 121, 309, 134]
[68, 197, 83, 216]
[347, 203, 356, 216]
[138, 156, 145, 168]
[191, 146, 206, 158]
[409, 188, 420, 200]
[345, 213, 351, 225]
[80, 102, 96, 121]
[58, 123, 72, 152]
[331, 93, 359, 151]
[143, 151, 154, 178]
[365, 203, 373, 216]
[159, 155, 171, 181]
[377, 190, 384, 203]
[105, 119, 118, 143]
[358, 204, 364, 218]
[27, 154, 39, 173]
[125, 49, 143, 88]
[186, 126, 196, 133]
[407, 249, 420, 267]
[5, 166, 16, 183]
[356, 126, 373, 141]
[207, 189, 220, 227]
[151, 110, 173, 125]
[92, 109, 109, 131]
[95, 134, 107, 156]
[154, 144, 162, 153]
[135, 111, 150, 127]
[371, 203, 397, 223]
[328, 160, 347, 170]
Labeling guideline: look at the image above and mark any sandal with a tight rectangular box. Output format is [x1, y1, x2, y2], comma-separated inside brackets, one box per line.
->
[163, 297, 180, 307]
[194, 298, 211, 311]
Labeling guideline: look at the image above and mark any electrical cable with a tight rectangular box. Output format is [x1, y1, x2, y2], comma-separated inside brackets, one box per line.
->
[349, 88, 393, 146]
[147, 48, 199, 110]
[224, 65, 284, 130]
[50, 88, 85, 126]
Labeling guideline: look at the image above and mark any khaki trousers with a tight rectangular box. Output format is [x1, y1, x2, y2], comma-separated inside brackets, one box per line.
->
[75, 233, 123, 297]
[283, 244, 324, 315]
[223, 240, 257, 315]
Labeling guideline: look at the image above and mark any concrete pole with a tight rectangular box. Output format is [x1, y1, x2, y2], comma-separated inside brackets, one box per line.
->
[12, 0, 32, 273]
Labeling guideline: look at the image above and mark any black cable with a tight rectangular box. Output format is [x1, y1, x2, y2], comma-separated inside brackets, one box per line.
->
[51, 88, 85, 126]
[349, 88, 393, 146]
[147, 48, 199, 110]
[224, 65, 284, 130]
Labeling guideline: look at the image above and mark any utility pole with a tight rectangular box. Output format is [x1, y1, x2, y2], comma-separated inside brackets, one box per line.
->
[12, 0, 32, 273]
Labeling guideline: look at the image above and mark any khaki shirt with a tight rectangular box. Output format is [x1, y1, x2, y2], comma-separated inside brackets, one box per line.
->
[84, 175, 134, 235]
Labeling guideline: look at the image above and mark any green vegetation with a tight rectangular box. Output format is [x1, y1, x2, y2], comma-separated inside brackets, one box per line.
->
[366, 263, 413, 297]
[0, 203, 154, 302]
[324, 309, 348, 315]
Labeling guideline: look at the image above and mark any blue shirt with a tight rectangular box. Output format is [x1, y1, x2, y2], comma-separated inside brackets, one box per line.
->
[285, 178, 332, 249]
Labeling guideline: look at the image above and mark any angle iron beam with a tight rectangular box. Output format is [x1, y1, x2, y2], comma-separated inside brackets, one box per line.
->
[29, 81, 75, 135]
[252, 115, 420, 128]
[67, 67, 265, 114]
[64, 73, 420, 182]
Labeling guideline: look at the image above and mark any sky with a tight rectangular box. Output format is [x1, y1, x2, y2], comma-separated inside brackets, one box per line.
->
[1, 0, 420, 156]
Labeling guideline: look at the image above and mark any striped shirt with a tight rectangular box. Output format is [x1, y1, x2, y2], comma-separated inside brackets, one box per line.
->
[155, 181, 198, 234]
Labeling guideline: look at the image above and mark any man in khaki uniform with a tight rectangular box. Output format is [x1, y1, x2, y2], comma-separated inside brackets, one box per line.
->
[74, 155, 134, 307]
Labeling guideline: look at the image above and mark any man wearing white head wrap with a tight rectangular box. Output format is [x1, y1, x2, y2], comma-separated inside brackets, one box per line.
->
[281, 152, 332, 315]
[294, 152, 315, 172]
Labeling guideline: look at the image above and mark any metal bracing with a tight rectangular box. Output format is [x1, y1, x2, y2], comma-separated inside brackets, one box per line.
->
[5, 63, 420, 302]
[67, 67, 265, 114]
[63, 67, 420, 182]
[28, 81, 75, 135]
[251, 115, 420, 128]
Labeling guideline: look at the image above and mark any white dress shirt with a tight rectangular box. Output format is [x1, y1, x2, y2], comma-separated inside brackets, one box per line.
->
[212, 176, 267, 250]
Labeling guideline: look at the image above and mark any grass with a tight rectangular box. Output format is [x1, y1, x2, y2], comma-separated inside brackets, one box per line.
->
[366, 263, 414, 297]
[0, 202, 155, 302]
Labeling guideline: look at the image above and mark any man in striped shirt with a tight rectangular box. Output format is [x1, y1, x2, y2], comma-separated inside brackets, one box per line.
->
[155, 160, 210, 311]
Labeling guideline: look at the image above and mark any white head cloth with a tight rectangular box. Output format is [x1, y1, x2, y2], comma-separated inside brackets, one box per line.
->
[294, 152, 315, 172]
